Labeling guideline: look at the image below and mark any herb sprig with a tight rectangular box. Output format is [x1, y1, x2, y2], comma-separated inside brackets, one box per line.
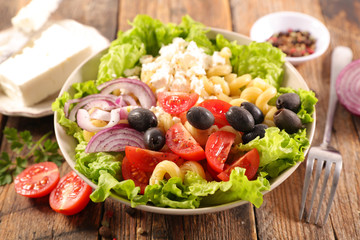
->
[0, 127, 63, 185]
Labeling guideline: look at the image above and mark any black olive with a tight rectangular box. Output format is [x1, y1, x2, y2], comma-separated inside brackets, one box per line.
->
[274, 108, 302, 134]
[225, 106, 255, 132]
[128, 108, 157, 132]
[276, 93, 301, 112]
[186, 106, 215, 130]
[242, 124, 268, 144]
[144, 127, 165, 151]
[240, 102, 264, 124]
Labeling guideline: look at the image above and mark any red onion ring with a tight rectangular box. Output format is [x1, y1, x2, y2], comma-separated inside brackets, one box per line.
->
[67, 94, 118, 121]
[97, 78, 156, 109]
[85, 124, 144, 153]
[336, 59, 360, 116]
[77, 108, 122, 132]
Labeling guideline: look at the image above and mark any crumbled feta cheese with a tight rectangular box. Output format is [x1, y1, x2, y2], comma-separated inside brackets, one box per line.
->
[124, 66, 141, 77]
[141, 37, 231, 99]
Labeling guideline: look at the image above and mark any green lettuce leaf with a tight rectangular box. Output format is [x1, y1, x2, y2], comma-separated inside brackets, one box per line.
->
[238, 127, 309, 178]
[215, 34, 285, 89]
[198, 169, 270, 208]
[90, 170, 139, 202]
[278, 87, 318, 123]
[74, 141, 122, 183]
[52, 92, 82, 139]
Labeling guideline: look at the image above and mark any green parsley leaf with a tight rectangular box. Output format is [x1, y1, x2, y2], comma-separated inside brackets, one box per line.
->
[0, 127, 63, 185]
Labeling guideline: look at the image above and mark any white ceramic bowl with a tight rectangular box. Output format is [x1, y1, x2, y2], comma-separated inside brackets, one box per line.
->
[250, 11, 330, 65]
[54, 28, 316, 215]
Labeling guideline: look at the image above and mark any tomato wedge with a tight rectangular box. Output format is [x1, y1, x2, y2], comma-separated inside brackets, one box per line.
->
[205, 131, 236, 173]
[166, 123, 205, 161]
[14, 162, 60, 198]
[198, 99, 232, 127]
[217, 148, 260, 181]
[125, 146, 184, 172]
[122, 156, 151, 194]
[158, 92, 199, 115]
[49, 171, 92, 215]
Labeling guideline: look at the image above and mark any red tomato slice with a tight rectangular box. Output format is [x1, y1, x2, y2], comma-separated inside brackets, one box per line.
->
[122, 156, 150, 194]
[198, 99, 232, 127]
[158, 92, 199, 115]
[49, 171, 92, 215]
[165, 123, 206, 161]
[125, 146, 184, 172]
[14, 162, 60, 198]
[205, 131, 236, 173]
[217, 148, 260, 181]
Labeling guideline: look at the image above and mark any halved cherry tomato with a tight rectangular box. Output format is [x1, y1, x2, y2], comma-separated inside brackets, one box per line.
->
[49, 171, 92, 215]
[14, 162, 60, 198]
[166, 123, 206, 161]
[125, 146, 184, 172]
[205, 131, 236, 173]
[217, 148, 260, 181]
[198, 99, 232, 127]
[158, 92, 199, 115]
[122, 156, 151, 194]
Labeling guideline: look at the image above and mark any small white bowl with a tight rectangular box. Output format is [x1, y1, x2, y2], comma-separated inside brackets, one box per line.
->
[250, 11, 330, 65]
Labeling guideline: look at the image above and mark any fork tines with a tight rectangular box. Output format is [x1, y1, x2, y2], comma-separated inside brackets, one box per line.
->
[299, 147, 343, 226]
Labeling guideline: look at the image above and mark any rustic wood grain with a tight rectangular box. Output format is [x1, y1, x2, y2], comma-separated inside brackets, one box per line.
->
[0, 0, 359, 239]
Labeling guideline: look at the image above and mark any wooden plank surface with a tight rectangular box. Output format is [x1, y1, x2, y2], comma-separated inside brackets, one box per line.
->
[0, 0, 359, 239]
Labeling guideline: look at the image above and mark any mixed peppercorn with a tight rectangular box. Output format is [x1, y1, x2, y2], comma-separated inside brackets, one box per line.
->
[267, 29, 316, 57]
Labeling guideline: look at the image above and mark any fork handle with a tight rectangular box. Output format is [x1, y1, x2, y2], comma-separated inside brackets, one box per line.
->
[321, 46, 353, 148]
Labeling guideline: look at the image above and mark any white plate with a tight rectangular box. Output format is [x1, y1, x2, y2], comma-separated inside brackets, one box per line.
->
[0, 91, 55, 117]
[0, 20, 110, 118]
[55, 28, 316, 215]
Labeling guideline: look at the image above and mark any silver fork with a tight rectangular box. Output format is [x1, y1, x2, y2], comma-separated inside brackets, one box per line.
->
[299, 46, 353, 226]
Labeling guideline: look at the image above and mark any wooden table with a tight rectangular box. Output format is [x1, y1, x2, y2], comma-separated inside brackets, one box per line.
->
[0, 0, 359, 239]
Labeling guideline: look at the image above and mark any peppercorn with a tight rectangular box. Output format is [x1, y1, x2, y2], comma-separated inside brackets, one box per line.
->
[267, 29, 316, 57]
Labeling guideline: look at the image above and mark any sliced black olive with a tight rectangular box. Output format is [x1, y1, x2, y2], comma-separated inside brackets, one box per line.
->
[242, 124, 268, 144]
[128, 108, 157, 132]
[276, 93, 301, 112]
[225, 106, 255, 132]
[186, 106, 215, 130]
[144, 127, 165, 151]
[274, 108, 302, 134]
[240, 102, 264, 124]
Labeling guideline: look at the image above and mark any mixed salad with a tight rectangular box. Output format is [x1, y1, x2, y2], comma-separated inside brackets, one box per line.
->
[53, 15, 317, 209]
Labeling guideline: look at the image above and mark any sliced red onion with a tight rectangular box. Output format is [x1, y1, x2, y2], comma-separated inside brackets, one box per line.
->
[67, 94, 118, 121]
[97, 78, 156, 109]
[89, 109, 111, 121]
[121, 95, 138, 106]
[336, 59, 360, 116]
[85, 124, 144, 153]
[77, 108, 122, 132]
[89, 106, 139, 121]
[82, 100, 117, 111]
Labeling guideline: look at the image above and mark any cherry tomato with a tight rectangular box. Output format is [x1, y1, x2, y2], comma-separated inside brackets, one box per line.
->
[158, 92, 199, 115]
[205, 131, 236, 173]
[49, 171, 92, 215]
[122, 156, 151, 194]
[198, 99, 232, 127]
[14, 162, 60, 198]
[166, 123, 206, 161]
[217, 148, 260, 181]
[125, 146, 184, 172]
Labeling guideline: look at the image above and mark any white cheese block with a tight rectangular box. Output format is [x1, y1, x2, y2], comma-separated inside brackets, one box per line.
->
[0, 19, 109, 106]
[11, 0, 62, 33]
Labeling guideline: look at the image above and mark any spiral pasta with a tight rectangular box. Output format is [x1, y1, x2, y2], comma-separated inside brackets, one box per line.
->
[228, 77, 278, 126]
[149, 160, 183, 185]
[179, 161, 206, 179]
